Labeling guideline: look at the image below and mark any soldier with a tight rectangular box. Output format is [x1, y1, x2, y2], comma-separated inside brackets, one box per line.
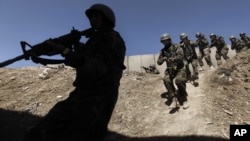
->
[239, 32, 250, 48]
[141, 64, 160, 74]
[23, 4, 126, 141]
[209, 33, 229, 66]
[195, 32, 214, 71]
[230, 35, 248, 54]
[149, 64, 160, 74]
[179, 33, 199, 84]
[157, 33, 189, 109]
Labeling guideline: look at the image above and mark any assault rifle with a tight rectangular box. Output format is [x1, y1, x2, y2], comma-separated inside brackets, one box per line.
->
[0, 27, 94, 68]
[165, 58, 179, 79]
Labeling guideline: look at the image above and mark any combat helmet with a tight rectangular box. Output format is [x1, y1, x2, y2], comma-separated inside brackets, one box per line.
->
[229, 36, 236, 42]
[85, 4, 115, 28]
[160, 33, 171, 42]
[180, 33, 188, 40]
[195, 32, 203, 38]
[239, 32, 246, 38]
[210, 33, 216, 39]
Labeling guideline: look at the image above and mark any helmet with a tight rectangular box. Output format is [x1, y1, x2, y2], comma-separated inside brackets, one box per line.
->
[239, 32, 246, 37]
[195, 32, 202, 38]
[180, 33, 188, 40]
[85, 4, 115, 28]
[160, 33, 171, 41]
[210, 33, 216, 39]
[229, 36, 236, 42]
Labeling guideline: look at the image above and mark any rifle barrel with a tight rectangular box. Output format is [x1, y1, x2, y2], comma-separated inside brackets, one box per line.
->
[0, 54, 26, 68]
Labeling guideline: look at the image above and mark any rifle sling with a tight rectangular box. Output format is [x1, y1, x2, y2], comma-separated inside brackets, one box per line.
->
[31, 56, 65, 65]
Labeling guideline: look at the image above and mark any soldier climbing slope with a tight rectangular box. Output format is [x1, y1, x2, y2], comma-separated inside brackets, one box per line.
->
[157, 33, 189, 109]
[179, 33, 199, 86]
[229, 35, 248, 54]
[209, 33, 229, 67]
[195, 32, 214, 71]
[239, 32, 250, 49]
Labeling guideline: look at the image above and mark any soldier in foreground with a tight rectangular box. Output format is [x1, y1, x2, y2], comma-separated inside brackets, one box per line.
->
[209, 33, 229, 66]
[195, 32, 214, 70]
[23, 4, 126, 141]
[157, 33, 189, 109]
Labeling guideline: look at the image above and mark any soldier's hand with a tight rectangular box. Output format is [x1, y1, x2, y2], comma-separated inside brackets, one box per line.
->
[168, 58, 175, 62]
[162, 57, 168, 61]
[44, 40, 65, 53]
[179, 42, 184, 47]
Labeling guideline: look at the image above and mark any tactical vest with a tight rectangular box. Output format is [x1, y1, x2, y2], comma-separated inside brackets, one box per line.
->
[162, 44, 178, 60]
[182, 40, 194, 60]
[162, 44, 184, 70]
[197, 38, 209, 51]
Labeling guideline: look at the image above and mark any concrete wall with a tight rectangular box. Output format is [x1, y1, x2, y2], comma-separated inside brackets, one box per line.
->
[124, 53, 165, 74]
[124, 54, 165, 73]
[124, 46, 236, 74]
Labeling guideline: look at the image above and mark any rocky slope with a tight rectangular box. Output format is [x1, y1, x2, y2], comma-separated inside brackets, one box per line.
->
[0, 50, 250, 141]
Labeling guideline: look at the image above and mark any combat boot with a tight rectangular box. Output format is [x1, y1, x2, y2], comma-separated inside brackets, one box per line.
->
[193, 79, 199, 87]
[165, 93, 174, 106]
[169, 97, 179, 109]
[183, 101, 189, 109]
[209, 66, 215, 70]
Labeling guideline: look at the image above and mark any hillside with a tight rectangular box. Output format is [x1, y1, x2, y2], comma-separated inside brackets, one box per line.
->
[0, 50, 250, 141]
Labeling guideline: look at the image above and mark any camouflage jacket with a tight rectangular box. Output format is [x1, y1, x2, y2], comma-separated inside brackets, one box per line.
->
[210, 36, 228, 52]
[157, 43, 184, 71]
[240, 36, 250, 47]
[180, 39, 198, 60]
[196, 37, 209, 52]
[231, 39, 247, 52]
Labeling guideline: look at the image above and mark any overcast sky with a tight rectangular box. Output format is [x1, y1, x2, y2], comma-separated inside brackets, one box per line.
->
[1, 0, 249, 68]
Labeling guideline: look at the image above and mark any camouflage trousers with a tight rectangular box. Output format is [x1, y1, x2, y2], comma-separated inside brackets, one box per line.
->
[215, 47, 230, 66]
[184, 59, 199, 80]
[23, 88, 118, 141]
[198, 48, 213, 67]
[163, 69, 188, 101]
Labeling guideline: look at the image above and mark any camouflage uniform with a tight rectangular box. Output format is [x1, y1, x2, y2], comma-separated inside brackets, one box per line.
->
[195, 32, 214, 69]
[157, 33, 188, 109]
[230, 36, 248, 54]
[23, 4, 126, 141]
[179, 33, 199, 81]
[209, 33, 229, 66]
[239, 32, 250, 49]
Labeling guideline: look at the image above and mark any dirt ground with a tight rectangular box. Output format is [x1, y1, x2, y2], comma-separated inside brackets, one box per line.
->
[0, 49, 250, 141]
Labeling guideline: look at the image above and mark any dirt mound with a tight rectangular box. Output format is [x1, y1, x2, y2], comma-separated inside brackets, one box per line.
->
[204, 50, 250, 138]
[0, 50, 250, 141]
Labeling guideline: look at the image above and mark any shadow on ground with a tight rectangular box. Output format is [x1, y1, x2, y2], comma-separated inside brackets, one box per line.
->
[0, 108, 228, 141]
